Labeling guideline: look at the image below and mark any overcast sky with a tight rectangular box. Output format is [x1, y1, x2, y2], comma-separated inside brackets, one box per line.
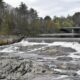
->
[4, 0, 80, 18]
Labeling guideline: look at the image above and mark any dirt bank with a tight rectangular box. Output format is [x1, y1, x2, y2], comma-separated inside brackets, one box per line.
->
[0, 35, 24, 45]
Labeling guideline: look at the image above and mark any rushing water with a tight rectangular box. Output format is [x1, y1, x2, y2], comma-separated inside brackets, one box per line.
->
[0, 39, 80, 80]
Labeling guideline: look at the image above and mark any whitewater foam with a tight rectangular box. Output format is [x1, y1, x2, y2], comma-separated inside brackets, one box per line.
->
[49, 42, 80, 52]
[19, 40, 49, 46]
[0, 46, 19, 53]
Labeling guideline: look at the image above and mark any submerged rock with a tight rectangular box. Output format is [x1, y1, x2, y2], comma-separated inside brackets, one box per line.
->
[37, 46, 76, 57]
[57, 57, 73, 61]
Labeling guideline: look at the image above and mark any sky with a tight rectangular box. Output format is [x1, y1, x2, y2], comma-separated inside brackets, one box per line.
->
[4, 0, 80, 18]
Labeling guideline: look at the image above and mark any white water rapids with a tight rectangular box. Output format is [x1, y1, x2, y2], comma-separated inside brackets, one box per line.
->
[0, 39, 80, 79]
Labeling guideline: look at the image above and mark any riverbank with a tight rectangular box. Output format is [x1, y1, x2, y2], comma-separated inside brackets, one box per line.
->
[0, 35, 24, 46]
[1, 36, 80, 46]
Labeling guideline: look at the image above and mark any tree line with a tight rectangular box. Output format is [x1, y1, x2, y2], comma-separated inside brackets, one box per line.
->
[0, 0, 80, 36]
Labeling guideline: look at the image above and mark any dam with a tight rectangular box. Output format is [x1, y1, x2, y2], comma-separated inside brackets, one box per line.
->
[27, 27, 80, 42]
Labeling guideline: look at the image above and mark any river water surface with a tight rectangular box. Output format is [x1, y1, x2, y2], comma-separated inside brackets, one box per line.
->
[0, 39, 80, 80]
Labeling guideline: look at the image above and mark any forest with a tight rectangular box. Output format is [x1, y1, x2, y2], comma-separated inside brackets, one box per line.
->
[0, 0, 80, 36]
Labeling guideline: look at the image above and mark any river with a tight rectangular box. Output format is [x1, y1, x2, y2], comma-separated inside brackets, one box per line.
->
[0, 38, 80, 80]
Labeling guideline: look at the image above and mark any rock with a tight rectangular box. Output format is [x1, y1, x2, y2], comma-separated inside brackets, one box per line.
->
[53, 46, 76, 52]
[54, 69, 77, 76]
[0, 35, 24, 46]
[38, 46, 76, 56]
[0, 75, 6, 79]
[57, 57, 73, 61]
[42, 70, 46, 73]
[66, 63, 80, 70]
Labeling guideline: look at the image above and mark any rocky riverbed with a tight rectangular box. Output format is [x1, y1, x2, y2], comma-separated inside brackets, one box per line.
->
[0, 39, 80, 80]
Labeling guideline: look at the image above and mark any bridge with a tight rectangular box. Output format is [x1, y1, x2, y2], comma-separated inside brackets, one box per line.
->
[39, 27, 80, 37]
[60, 27, 80, 33]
